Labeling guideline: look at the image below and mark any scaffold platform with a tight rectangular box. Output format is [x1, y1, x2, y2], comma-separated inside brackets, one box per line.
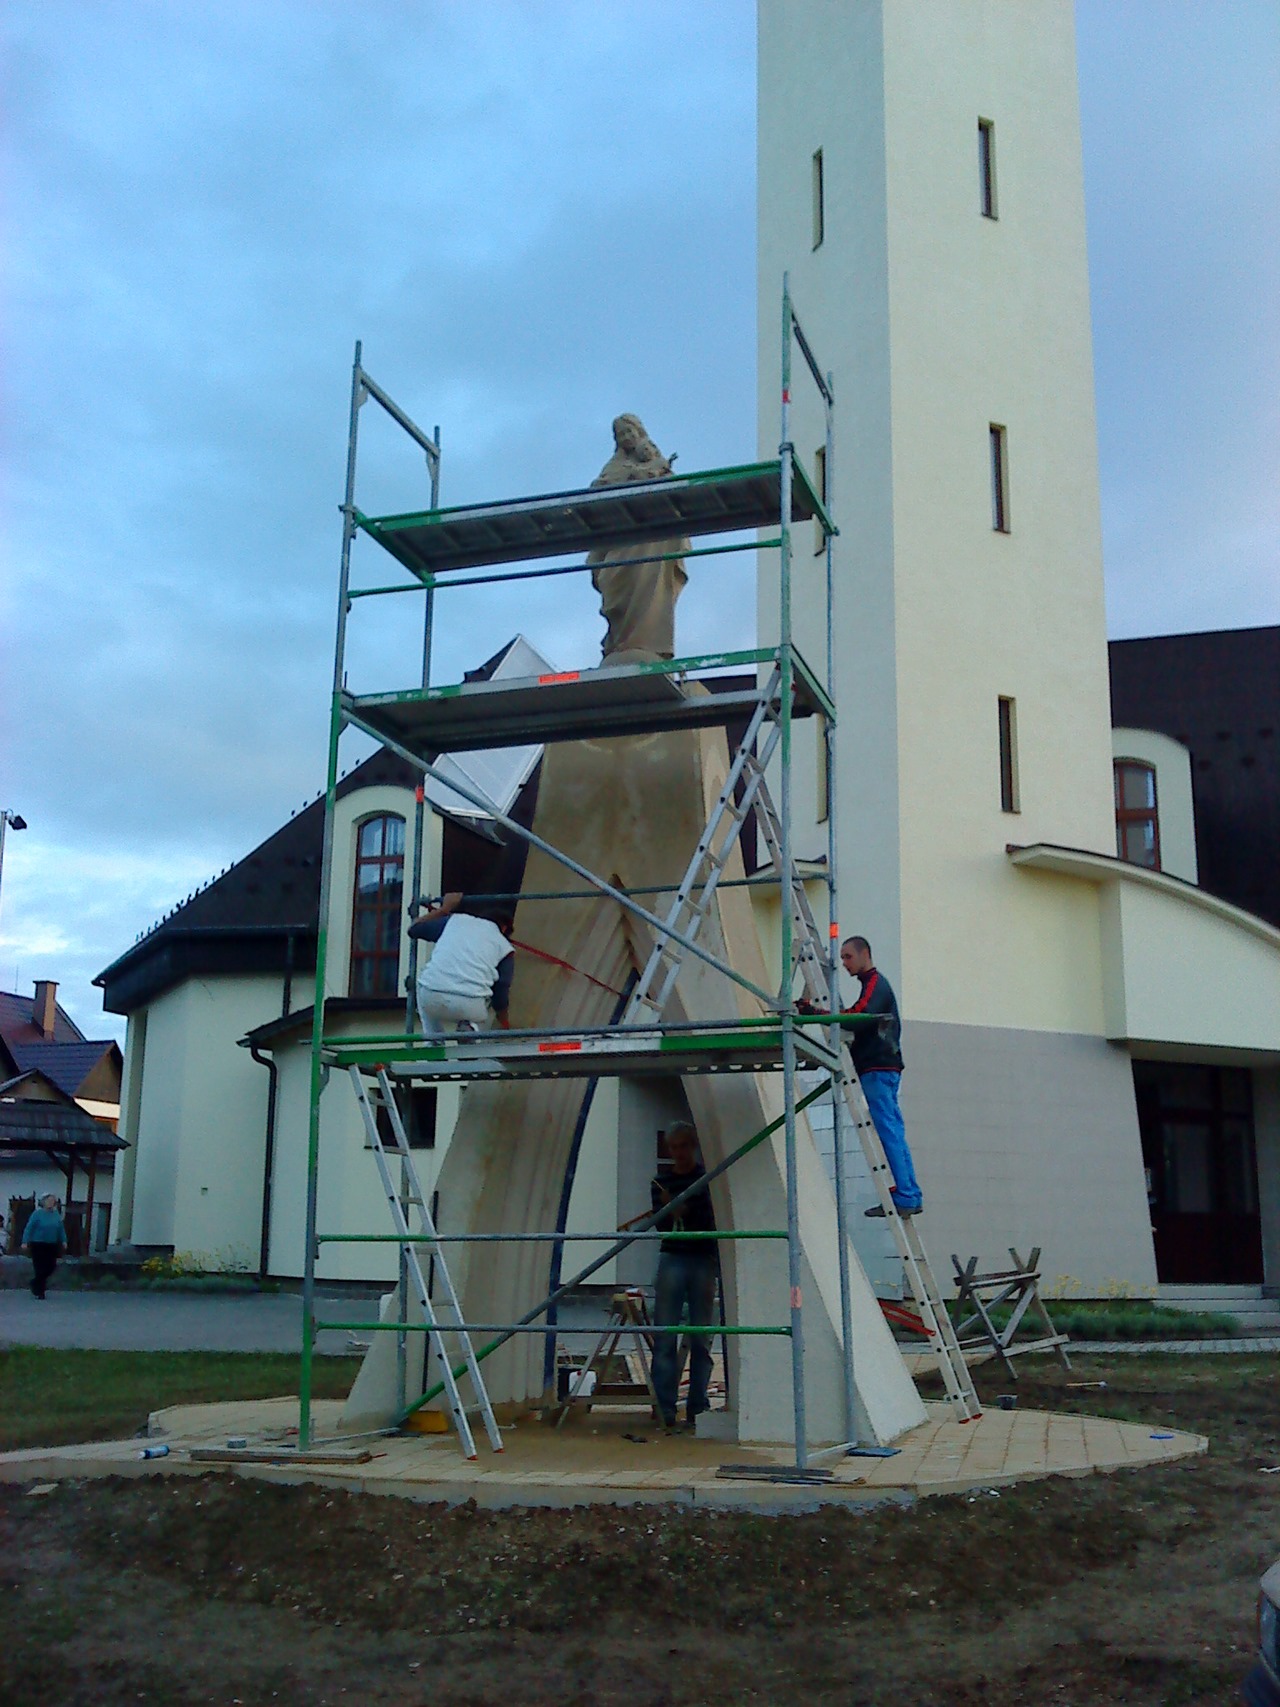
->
[344, 645, 831, 758]
[354, 457, 831, 579]
[323, 1018, 846, 1083]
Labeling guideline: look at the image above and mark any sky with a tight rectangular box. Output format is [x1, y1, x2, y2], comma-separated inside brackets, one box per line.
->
[2, 1, 1277, 1042]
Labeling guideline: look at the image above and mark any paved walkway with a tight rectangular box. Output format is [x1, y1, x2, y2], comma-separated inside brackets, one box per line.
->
[0, 1287, 611, 1358]
[0, 1395, 1206, 1512]
[0, 1290, 379, 1356]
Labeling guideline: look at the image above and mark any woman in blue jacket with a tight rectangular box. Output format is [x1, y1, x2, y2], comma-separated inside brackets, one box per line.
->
[22, 1195, 67, 1299]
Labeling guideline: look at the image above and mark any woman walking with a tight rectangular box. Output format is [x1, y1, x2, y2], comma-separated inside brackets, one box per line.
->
[22, 1195, 67, 1299]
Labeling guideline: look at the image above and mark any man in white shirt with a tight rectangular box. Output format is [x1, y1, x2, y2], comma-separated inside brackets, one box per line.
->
[409, 891, 515, 1036]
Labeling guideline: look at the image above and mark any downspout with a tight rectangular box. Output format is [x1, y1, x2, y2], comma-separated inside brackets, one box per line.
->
[253, 931, 298, 1281]
[252, 1043, 279, 1281]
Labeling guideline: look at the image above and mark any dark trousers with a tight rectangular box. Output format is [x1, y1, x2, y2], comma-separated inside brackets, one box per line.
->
[652, 1251, 718, 1425]
[29, 1243, 60, 1298]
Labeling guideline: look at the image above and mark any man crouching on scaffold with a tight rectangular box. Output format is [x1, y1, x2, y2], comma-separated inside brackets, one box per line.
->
[408, 891, 515, 1035]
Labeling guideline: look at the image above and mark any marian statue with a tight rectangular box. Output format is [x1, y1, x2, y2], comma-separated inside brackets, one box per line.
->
[587, 414, 689, 663]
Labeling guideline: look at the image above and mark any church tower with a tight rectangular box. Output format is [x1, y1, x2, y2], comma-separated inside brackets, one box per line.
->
[758, 0, 1157, 1288]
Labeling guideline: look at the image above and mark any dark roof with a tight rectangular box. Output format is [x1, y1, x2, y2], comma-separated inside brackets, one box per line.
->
[1109, 625, 1280, 928]
[94, 747, 420, 1015]
[8, 1040, 121, 1100]
[0, 988, 85, 1048]
[0, 1098, 126, 1152]
[95, 639, 543, 1019]
[240, 996, 407, 1050]
[0, 1069, 72, 1101]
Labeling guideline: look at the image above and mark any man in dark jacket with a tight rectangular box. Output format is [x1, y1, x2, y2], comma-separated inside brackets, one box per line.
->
[649, 1120, 718, 1429]
[840, 936, 924, 1217]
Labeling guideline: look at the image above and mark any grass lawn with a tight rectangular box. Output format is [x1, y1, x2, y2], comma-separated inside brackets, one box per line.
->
[0, 1347, 359, 1452]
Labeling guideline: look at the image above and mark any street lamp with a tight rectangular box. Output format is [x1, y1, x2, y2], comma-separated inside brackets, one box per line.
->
[0, 810, 28, 937]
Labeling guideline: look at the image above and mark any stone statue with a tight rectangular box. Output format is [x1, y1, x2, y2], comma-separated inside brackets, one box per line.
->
[587, 414, 689, 663]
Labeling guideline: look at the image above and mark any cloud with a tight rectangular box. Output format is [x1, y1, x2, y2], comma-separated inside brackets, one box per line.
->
[1, 1, 1275, 1035]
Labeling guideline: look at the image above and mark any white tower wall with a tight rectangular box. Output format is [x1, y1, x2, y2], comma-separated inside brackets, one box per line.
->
[758, 0, 1157, 1293]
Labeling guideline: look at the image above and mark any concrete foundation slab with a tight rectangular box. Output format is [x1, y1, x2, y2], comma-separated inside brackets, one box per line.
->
[0, 1394, 1205, 1513]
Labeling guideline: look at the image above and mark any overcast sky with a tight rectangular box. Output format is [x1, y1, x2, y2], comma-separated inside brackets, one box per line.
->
[2, 1, 1277, 1041]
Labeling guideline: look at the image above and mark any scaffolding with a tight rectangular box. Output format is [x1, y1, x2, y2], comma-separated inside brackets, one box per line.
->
[300, 279, 856, 1469]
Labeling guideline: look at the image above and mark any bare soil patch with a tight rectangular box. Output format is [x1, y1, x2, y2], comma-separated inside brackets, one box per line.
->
[1, 1355, 1274, 1705]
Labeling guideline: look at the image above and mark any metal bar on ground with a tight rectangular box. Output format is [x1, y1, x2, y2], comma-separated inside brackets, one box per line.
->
[322, 1229, 785, 1246]
[322, 1321, 790, 1337]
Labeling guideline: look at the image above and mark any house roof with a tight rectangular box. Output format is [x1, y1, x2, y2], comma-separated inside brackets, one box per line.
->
[1109, 624, 1280, 928]
[94, 636, 552, 1019]
[7, 1040, 122, 1100]
[0, 988, 86, 1048]
[0, 1097, 127, 1152]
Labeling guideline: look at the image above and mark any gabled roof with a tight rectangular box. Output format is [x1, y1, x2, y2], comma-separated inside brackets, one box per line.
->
[94, 636, 551, 1018]
[0, 988, 85, 1048]
[0, 1069, 73, 1103]
[8, 1040, 122, 1101]
[425, 634, 556, 819]
[0, 1097, 126, 1152]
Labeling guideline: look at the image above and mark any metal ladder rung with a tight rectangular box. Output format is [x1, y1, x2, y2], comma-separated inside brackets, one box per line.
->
[348, 1065, 505, 1457]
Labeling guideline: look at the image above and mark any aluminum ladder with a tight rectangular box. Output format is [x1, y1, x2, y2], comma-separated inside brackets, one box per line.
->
[625, 666, 783, 1025]
[742, 755, 984, 1422]
[348, 1064, 504, 1458]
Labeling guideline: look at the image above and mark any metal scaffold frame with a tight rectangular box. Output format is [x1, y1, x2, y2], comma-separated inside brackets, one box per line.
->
[300, 278, 853, 1468]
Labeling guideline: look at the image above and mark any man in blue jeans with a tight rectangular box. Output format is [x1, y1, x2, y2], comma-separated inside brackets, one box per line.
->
[840, 935, 924, 1218]
[649, 1120, 718, 1430]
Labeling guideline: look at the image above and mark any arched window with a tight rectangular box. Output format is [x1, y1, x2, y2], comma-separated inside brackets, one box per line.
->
[1114, 761, 1161, 870]
[350, 814, 405, 997]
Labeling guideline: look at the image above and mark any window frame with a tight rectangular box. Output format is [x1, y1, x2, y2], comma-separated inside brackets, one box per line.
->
[978, 118, 998, 219]
[348, 812, 406, 998]
[1114, 759, 1162, 871]
[813, 443, 827, 555]
[989, 423, 1010, 532]
[811, 148, 825, 250]
[998, 696, 1020, 814]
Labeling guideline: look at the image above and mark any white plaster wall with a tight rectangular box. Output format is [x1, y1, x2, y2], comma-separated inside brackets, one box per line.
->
[128, 984, 187, 1246]
[562, 1077, 620, 1284]
[127, 974, 286, 1257]
[265, 1018, 463, 1282]
[758, 1, 1117, 1036]
[758, 0, 903, 974]
[109, 1010, 146, 1244]
[1100, 881, 1280, 1055]
[168, 975, 284, 1262]
[1112, 728, 1198, 884]
[4, 1164, 112, 1218]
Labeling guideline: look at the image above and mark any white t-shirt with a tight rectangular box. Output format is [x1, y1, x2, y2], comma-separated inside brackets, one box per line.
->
[416, 913, 512, 1004]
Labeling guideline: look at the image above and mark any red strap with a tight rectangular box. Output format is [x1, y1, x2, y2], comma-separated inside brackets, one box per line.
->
[510, 937, 626, 999]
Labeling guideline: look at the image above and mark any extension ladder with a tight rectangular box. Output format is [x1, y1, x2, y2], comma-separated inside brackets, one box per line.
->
[618, 700, 981, 1421]
[347, 1064, 504, 1458]
[751, 765, 983, 1422]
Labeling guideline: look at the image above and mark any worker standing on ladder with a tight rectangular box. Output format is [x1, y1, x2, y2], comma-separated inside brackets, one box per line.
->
[409, 891, 514, 1035]
[649, 1120, 718, 1430]
[840, 935, 925, 1219]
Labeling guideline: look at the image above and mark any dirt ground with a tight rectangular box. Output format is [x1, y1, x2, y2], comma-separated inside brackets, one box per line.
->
[1, 1355, 1275, 1706]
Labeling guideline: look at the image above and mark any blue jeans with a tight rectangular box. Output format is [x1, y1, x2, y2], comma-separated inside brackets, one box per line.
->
[860, 1070, 923, 1212]
[652, 1252, 718, 1425]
